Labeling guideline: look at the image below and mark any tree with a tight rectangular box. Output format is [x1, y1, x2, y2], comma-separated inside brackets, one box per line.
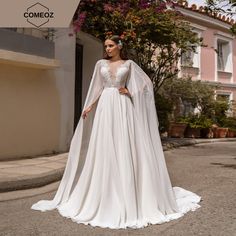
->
[159, 77, 219, 119]
[158, 76, 234, 128]
[205, 0, 236, 34]
[72, 0, 201, 92]
[206, 0, 236, 16]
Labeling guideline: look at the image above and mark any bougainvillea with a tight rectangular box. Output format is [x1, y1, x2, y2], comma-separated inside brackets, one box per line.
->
[72, 0, 201, 91]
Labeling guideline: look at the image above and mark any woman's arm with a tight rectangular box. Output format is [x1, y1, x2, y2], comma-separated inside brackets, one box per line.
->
[82, 99, 98, 119]
[119, 87, 131, 98]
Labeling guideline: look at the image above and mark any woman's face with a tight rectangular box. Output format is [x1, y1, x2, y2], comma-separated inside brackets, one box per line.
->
[104, 39, 120, 58]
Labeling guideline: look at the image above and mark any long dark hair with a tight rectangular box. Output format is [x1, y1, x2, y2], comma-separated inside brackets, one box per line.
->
[103, 35, 128, 60]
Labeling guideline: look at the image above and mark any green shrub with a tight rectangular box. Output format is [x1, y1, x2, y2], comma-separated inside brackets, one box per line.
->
[178, 115, 213, 129]
[213, 97, 231, 126]
[155, 93, 173, 133]
[221, 117, 236, 131]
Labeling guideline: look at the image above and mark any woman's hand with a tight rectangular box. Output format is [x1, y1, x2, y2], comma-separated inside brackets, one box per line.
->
[82, 106, 93, 119]
[119, 87, 131, 97]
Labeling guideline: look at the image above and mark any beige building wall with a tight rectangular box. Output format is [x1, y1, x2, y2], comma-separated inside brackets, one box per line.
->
[0, 29, 104, 160]
[0, 64, 60, 160]
[0, 28, 77, 160]
[53, 28, 77, 152]
[77, 32, 104, 106]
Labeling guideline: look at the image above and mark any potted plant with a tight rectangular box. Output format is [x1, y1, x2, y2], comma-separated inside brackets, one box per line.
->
[161, 77, 218, 138]
[212, 97, 231, 138]
[227, 128, 235, 138]
[168, 120, 188, 138]
[198, 116, 214, 138]
[214, 127, 229, 138]
[179, 115, 213, 138]
[221, 117, 236, 138]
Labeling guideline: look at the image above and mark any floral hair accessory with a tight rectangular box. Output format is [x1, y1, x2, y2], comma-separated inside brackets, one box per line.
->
[118, 39, 123, 48]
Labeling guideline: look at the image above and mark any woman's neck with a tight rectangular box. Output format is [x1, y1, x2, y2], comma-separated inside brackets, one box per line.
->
[109, 55, 122, 62]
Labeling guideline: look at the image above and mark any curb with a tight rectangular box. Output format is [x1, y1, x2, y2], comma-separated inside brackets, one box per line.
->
[162, 138, 236, 151]
[0, 168, 65, 193]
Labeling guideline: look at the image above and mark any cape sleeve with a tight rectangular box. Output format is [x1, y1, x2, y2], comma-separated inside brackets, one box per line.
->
[31, 60, 104, 211]
[82, 59, 104, 112]
[126, 61, 178, 212]
[126, 60, 159, 128]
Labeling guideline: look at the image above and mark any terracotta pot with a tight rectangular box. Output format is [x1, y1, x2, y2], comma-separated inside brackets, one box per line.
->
[184, 127, 201, 138]
[168, 123, 187, 138]
[227, 129, 235, 138]
[200, 128, 214, 138]
[214, 127, 229, 138]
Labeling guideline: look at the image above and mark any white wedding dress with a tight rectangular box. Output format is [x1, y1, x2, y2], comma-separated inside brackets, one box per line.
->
[31, 59, 201, 229]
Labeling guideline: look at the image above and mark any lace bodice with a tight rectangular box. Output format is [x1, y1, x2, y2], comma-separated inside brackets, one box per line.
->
[100, 60, 130, 88]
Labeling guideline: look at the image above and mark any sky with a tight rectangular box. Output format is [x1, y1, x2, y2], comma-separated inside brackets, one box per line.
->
[186, 0, 236, 20]
[187, 0, 207, 7]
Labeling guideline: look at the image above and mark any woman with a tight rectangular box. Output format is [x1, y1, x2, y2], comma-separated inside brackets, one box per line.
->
[31, 35, 201, 229]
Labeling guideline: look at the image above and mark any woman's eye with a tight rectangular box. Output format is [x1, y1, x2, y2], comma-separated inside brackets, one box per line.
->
[105, 44, 114, 49]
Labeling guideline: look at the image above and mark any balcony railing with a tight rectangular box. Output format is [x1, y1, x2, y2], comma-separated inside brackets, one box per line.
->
[0, 28, 55, 59]
[3, 28, 55, 41]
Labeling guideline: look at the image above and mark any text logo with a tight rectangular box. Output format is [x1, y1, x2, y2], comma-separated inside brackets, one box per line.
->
[24, 2, 54, 28]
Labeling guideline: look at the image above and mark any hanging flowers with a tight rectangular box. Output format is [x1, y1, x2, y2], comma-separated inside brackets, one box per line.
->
[73, 11, 87, 32]
[73, 0, 175, 42]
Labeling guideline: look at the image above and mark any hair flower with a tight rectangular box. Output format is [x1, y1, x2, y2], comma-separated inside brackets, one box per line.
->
[118, 40, 123, 47]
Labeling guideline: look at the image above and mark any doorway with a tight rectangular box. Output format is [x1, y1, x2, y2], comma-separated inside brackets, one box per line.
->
[74, 43, 83, 131]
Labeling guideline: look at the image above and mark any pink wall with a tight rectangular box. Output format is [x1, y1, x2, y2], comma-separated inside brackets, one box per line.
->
[179, 6, 236, 115]
[233, 39, 236, 84]
[200, 29, 216, 82]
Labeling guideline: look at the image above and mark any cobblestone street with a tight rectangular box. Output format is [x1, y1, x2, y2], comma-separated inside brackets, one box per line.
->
[0, 141, 236, 236]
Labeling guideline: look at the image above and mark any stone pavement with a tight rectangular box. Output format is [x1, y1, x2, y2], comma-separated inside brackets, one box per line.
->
[0, 138, 236, 194]
[1, 141, 235, 236]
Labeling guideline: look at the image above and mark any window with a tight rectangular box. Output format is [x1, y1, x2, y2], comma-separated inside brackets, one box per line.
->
[217, 41, 224, 71]
[217, 94, 230, 101]
[216, 39, 232, 72]
[181, 40, 200, 68]
[181, 49, 195, 67]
